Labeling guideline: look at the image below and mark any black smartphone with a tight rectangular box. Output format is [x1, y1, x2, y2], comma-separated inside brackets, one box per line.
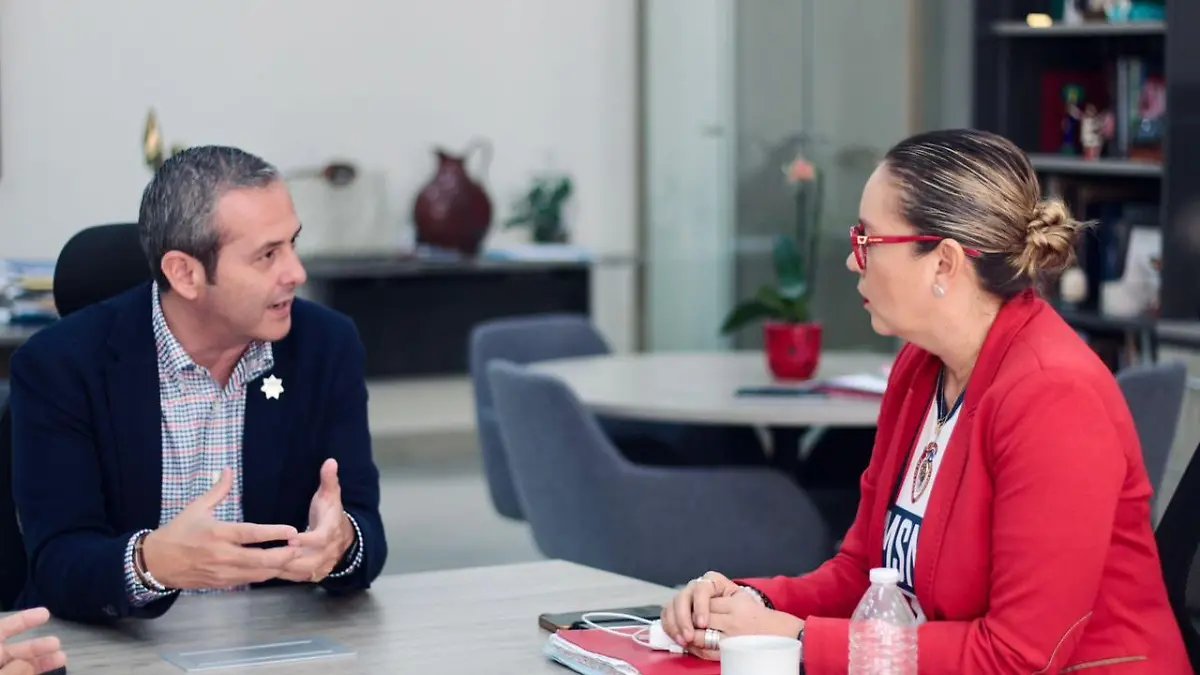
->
[538, 604, 663, 632]
[735, 384, 829, 398]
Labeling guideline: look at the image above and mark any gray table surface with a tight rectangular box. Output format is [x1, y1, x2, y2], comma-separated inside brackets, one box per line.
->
[15, 560, 673, 674]
[530, 350, 891, 427]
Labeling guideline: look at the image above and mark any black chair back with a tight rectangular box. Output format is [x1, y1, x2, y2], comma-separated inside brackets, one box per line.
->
[0, 224, 150, 609]
[1156, 440, 1200, 670]
[0, 391, 20, 611]
[53, 223, 149, 318]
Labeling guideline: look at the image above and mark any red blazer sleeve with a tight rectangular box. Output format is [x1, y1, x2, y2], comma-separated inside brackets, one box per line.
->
[803, 370, 1127, 675]
[736, 345, 922, 620]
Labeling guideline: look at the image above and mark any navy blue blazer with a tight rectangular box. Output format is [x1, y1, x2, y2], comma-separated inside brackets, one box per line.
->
[9, 282, 387, 623]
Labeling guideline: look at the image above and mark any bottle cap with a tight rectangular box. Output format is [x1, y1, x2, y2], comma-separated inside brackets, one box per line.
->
[869, 567, 901, 585]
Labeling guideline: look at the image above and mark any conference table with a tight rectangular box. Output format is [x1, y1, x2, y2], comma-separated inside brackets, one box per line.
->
[529, 350, 891, 428]
[18, 560, 672, 674]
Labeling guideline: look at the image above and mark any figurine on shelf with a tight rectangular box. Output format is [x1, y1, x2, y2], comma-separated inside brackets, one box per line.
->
[1075, 0, 1109, 20]
[1080, 103, 1115, 160]
[1106, 0, 1166, 21]
[1060, 84, 1085, 154]
[1059, 266, 1088, 306]
[1105, 0, 1134, 21]
[142, 108, 188, 172]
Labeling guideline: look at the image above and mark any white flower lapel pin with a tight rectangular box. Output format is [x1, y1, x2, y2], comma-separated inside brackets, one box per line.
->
[261, 374, 284, 400]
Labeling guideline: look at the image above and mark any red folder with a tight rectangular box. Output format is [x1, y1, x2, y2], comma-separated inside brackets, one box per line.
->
[545, 628, 720, 675]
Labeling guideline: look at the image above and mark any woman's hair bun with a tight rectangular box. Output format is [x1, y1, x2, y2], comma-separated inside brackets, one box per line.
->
[1012, 198, 1087, 281]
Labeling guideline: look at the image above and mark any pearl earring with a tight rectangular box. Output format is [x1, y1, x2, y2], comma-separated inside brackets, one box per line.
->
[932, 284, 946, 298]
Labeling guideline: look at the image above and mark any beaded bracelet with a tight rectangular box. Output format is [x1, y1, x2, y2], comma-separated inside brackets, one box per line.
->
[739, 584, 774, 610]
[131, 529, 172, 594]
[325, 511, 364, 579]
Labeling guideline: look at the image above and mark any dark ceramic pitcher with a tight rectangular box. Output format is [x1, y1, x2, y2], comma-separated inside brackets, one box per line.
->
[412, 139, 493, 256]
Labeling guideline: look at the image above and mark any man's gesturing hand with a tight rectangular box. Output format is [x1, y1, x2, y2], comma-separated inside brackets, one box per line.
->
[142, 468, 301, 591]
[0, 607, 67, 675]
[279, 459, 356, 583]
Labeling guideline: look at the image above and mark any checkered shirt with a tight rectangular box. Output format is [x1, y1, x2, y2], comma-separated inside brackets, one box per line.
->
[123, 283, 274, 605]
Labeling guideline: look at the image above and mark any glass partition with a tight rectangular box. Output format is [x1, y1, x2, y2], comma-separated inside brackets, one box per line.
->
[641, 0, 944, 354]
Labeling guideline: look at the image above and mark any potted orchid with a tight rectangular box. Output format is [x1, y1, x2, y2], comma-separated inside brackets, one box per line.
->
[720, 154, 825, 380]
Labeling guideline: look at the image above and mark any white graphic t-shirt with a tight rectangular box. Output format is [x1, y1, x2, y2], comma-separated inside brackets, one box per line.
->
[882, 390, 962, 623]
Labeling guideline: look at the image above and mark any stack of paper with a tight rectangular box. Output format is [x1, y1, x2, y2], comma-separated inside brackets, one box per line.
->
[820, 372, 889, 396]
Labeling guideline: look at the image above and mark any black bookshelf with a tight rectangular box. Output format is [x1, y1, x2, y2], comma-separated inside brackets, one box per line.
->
[973, 0, 1198, 368]
[1160, 0, 1200, 321]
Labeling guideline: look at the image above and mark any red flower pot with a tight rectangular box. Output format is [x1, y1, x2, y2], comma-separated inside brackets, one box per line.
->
[764, 321, 823, 380]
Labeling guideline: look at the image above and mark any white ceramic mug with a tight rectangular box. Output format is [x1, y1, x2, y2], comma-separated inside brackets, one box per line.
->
[719, 635, 802, 675]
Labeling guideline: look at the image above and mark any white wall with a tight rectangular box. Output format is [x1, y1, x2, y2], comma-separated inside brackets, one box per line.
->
[0, 0, 639, 350]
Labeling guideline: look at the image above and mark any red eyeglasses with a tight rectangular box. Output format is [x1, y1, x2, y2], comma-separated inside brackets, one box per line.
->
[850, 223, 983, 271]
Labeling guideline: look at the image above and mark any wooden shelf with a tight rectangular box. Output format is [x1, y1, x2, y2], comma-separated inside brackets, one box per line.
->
[1028, 154, 1163, 177]
[991, 20, 1165, 37]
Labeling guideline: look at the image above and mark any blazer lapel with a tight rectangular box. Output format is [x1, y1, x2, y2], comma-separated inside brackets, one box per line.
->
[913, 289, 1046, 609]
[241, 343, 295, 525]
[105, 284, 164, 530]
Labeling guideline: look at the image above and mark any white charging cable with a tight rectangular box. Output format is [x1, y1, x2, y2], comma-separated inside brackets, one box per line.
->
[579, 612, 684, 654]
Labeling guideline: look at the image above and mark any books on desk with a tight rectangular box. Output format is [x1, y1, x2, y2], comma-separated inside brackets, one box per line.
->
[545, 629, 719, 675]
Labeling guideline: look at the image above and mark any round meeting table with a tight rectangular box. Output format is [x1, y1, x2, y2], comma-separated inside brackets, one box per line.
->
[530, 349, 893, 473]
[528, 349, 892, 429]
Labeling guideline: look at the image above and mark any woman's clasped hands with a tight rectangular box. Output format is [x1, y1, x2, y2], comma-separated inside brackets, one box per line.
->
[659, 571, 804, 661]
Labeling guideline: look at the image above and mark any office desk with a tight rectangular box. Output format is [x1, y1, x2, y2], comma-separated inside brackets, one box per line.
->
[301, 256, 592, 378]
[22, 560, 671, 674]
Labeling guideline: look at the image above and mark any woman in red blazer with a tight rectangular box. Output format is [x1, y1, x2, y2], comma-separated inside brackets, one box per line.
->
[661, 129, 1190, 674]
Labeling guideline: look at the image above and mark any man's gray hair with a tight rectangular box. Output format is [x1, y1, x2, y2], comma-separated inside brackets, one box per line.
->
[138, 145, 281, 287]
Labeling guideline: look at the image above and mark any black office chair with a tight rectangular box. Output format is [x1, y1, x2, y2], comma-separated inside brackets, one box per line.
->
[52, 223, 149, 318]
[1156, 438, 1200, 670]
[0, 223, 150, 610]
[0, 382, 19, 612]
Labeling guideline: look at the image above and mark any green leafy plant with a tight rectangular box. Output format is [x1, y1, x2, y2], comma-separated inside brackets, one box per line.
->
[720, 235, 814, 334]
[504, 176, 574, 244]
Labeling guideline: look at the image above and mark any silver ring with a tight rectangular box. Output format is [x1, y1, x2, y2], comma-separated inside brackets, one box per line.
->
[704, 628, 721, 650]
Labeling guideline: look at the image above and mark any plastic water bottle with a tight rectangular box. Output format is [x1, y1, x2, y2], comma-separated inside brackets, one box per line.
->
[848, 567, 918, 674]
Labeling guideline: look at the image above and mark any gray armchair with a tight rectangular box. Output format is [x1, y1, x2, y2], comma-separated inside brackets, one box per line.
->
[487, 359, 831, 586]
[1116, 360, 1187, 493]
[469, 314, 763, 521]
[470, 315, 608, 520]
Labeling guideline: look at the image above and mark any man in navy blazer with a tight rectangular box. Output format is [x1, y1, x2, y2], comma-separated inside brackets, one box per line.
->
[10, 146, 387, 623]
